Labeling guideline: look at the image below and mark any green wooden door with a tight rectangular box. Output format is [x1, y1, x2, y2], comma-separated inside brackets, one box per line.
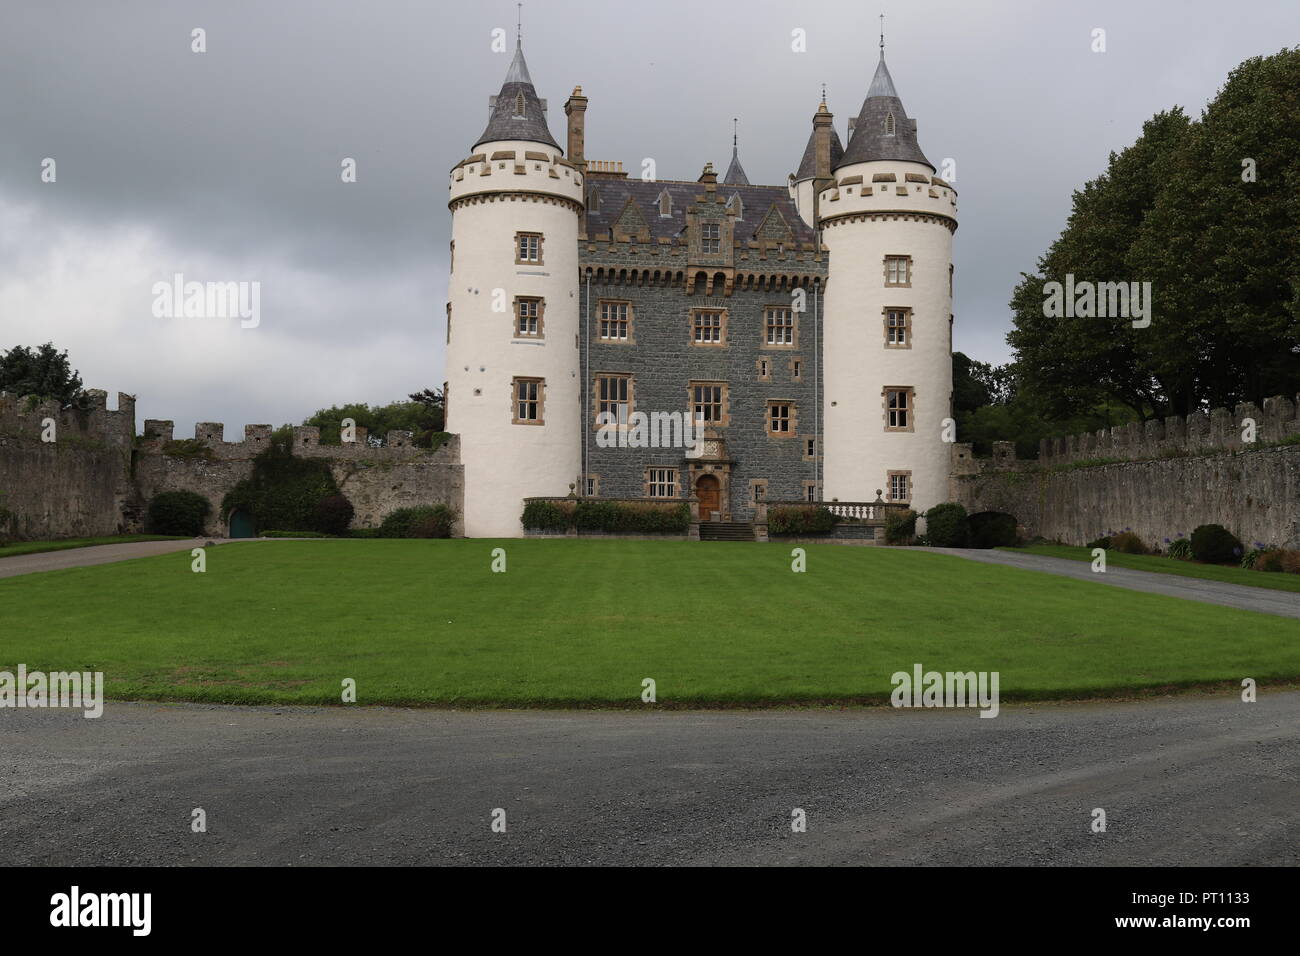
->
[229, 509, 255, 538]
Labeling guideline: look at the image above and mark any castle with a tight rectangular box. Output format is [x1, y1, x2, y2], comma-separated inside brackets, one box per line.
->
[445, 37, 958, 537]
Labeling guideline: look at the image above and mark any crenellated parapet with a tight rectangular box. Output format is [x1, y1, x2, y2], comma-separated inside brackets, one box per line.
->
[1035, 396, 1300, 465]
[0, 389, 135, 448]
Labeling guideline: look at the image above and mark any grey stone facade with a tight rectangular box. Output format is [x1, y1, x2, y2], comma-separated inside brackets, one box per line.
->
[577, 174, 828, 521]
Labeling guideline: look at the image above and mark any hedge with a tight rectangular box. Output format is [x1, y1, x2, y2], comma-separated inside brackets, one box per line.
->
[923, 502, 969, 548]
[767, 505, 839, 535]
[521, 499, 689, 534]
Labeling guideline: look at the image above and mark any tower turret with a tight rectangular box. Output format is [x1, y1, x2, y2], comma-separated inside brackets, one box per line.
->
[818, 50, 958, 514]
[446, 38, 584, 536]
[790, 94, 843, 228]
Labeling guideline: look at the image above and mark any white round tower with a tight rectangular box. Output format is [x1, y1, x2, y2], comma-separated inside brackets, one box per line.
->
[446, 41, 583, 537]
[820, 53, 957, 514]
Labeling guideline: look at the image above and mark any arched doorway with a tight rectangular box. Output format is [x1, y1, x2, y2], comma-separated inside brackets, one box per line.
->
[695, 474, 721, 521]
[228, 509, 255, 539]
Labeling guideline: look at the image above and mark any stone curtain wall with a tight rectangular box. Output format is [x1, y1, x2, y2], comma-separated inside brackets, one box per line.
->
[0, 390, 464, 539]
[950, 396, 1300, 548]
[0, 390, 139, 539]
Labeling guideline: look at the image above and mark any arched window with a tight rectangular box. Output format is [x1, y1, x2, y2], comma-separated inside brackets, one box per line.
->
[513, 92, 526, 118]
[884, 112, 896, 136]
[587, 186, 601, 213]
[726, 193, 743, 220]
[658, 189, 672, 218]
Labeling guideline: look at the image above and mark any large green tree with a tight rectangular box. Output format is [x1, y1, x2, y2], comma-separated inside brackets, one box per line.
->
[0, 343, 85, 405]
[1008, 47, 1300, 419]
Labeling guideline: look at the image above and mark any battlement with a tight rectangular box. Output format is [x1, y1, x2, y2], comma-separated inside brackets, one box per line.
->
[143, 418, 453, 463]
[951, 395, 1300, 472]
[0, 389, 135, 448]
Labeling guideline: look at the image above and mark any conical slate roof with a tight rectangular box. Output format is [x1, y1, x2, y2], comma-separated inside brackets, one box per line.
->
[473, 42, 560, 150]
[836, 56, 932, 171]
[794, 110, 844, 182]
[723, 145, 749, 185]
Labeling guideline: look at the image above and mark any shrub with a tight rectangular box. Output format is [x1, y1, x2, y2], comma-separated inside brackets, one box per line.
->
[261, 530, 330, 538]
[313, 494, 355, 536]
[408, 504, 456, 539]
[379, 504, 456, 538]
[521, 499, 573, 532]
[1190, 524, 1243, 564]
[923, 503, 969, 548]
[767, 505, 839, 535]
[1282, 550, 1300, 574]
[147, 490, 211, 536]
[1109, 531, 1148, 554]
[574, 500, 689, 533]
[1167, 538, 1193, 561]
[967, 511, 1018, 549]
[883, 508, 918, 545]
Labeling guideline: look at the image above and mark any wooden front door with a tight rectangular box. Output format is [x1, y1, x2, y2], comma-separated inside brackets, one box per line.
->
[696, 474, 721, 520]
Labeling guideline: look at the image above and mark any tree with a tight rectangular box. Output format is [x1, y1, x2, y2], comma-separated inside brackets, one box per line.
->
[303, 389, 447, 448]
[1007, 47, 1300, 419]
[0, 343, 85, 405]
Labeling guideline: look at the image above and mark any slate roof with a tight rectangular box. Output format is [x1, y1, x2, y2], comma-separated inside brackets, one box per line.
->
[473, 43, 560, 151]
[836, 56, 933, 171]
[723, 147, 749, 185]
[793, 121, 845, 181]
[583, 179, 817, 246]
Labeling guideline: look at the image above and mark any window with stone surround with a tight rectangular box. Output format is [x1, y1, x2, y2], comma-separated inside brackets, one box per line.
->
[767, 401, 796, 436]
[884, 255, 911, 287]
[516, 232, 543, 265]
[598, 300, 632, 341]
[583, 475, 600, 497]
[701, 222, 721, 254]
[595, 373, 632, 427]
[885, 307, 911, 348]
[514, 296, 543, 337]
[689, 382, 727, 425]
[802, 480, 819, 502]
[804, 437, 817, 461]
[888, 470, 912, 502]
[885, 387, 914, 431]
[692, 309, 726, 346]
[646, 467, 679, 498]
[512, 377, 544, 425]
[764, 307, 796, 348]
[750, 479, 768, 505]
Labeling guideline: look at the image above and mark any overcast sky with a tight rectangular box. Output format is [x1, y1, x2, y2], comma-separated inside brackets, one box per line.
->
[1, 0, 1294, 434]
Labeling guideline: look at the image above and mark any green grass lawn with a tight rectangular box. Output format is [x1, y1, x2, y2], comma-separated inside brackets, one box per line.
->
[0, 535, 186, 560]
[1, 539, 1296, 707]
[1004, 544, 1300, 594]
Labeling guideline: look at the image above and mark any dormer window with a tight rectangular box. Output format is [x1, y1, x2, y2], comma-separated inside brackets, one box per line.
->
[587, 186, 601, 213]
[657, 189, 672, 218]
[885, 112, 896, 136]
[726, 193, 743, 220]
[513, 92, 526, 118]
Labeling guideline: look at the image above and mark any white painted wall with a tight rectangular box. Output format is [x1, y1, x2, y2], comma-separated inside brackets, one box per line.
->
[819, 160, 957, 514]
[446, 141, 584, 537]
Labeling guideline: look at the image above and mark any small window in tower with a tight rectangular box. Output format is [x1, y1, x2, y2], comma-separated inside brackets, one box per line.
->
[513, 92, 526, 118]
[885, 112, 896, 136]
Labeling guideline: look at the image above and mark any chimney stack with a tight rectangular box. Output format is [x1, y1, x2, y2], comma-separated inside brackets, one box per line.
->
[564, 86, 588, 169]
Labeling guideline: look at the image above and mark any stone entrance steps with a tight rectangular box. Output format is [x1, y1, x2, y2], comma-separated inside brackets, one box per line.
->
[699, 521, 756, 542]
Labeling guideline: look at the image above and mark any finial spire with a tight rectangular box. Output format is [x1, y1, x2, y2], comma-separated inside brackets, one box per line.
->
[821, 82, 827, 105]
[879, 13, 885, 54]
[517, 3, 522, 48]
[732, 117, 738, 151]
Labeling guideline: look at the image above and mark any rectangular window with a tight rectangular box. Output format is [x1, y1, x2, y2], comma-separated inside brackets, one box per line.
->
[885, 308, 911, 348]
[512, 377, 543, 424]
[701, 222, 721, 254]
[595, 373, 631, 426]
[884, 255, 911, 287]
[885, 387, 913, 431]
[599, 300, 631, 341]
[767, 402, 794, 436]
[647, 467, 678, 498]
[690, 382, 725, 423]
[750, 480, 768, 505]
[805, 437, 816, 459]
[516, 232, 543, 264]
[583, 475, 600, 496]
[765, 307, 795, 347]
[756, 358, 770, 380]
[803, 481, 819, 502]
[888, 471, 912, 502]
[515, 297, 542, 337]
[692, 309, 725, 345]
[791, 359, 802, 381]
